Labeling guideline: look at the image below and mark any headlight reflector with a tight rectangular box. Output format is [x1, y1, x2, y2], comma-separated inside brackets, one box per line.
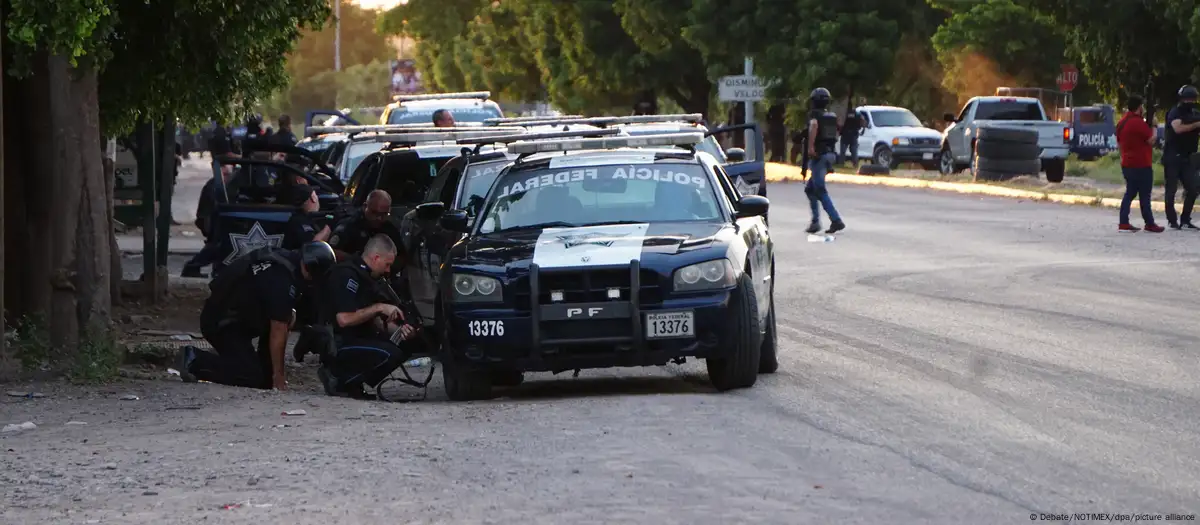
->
[451, 274, 503, 302]
[673, 259, 735, 292]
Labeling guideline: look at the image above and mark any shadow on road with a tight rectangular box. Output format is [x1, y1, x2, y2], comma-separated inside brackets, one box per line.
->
[490, 373, 716, 401]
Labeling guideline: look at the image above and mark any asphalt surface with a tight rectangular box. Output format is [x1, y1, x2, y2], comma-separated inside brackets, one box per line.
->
[5, 183, 1199, 523]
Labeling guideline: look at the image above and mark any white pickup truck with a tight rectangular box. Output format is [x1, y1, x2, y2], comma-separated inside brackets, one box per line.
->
[939, 96, 1071, 182]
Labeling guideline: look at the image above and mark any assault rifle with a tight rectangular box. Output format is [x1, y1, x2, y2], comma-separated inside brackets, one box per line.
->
[373, 272, 438, 398]
[1145, 77, 1160, 149]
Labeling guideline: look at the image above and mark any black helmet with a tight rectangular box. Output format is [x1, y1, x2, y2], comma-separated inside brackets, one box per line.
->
[810, 87, 832, 108]
[1180, 85, 1199, 100]
[300, 241, 336, 278]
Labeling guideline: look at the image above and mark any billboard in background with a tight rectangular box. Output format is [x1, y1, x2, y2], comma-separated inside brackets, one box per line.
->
[390, 59, 423, 95]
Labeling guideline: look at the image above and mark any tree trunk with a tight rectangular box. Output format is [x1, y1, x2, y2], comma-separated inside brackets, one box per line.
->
[42, 55, 111, 354]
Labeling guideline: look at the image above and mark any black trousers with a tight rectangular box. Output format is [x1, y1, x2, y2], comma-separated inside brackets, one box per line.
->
[329, 336, 410, 389]
[1164, 156, 1198, 226]
[192, 322, 273, 389]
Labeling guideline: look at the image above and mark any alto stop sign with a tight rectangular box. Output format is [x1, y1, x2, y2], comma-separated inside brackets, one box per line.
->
[1057, 64, 1078, 92]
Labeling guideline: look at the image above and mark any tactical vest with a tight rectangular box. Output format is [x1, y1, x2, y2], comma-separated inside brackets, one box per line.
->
[205, 247, 296, 326]
[813, 111, 839, 154]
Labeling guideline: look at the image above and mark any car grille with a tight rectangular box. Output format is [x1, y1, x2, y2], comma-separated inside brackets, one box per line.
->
[511, 267, 663, 309]
[909, 137, 939, 146]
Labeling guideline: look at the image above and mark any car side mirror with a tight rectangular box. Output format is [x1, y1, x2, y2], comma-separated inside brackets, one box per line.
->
[943, 112, 956, 123]
[439, 209, 470, 232]
[725, 147, 745, 162]
[415, 201, 445, 221]
[736, 195, 769, 218]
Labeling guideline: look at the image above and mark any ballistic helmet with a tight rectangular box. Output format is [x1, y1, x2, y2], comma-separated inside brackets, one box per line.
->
[810, 87, 832, 108]
[300, 241, 336, 279]
[1180, 85, 1199, 100]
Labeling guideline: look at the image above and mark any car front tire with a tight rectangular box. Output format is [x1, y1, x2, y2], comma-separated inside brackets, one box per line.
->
[707, 274, 762, 391]
[440, 322, 494, 401]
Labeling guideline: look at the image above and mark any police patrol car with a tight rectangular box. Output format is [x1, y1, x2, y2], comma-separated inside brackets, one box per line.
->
[380, 91, 504, 126]
[412, 131, 777, 400]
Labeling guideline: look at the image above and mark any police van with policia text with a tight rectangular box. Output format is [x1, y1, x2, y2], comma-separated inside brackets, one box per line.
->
[380, 91, 504, 126]
[412, 131, 777, 400]
[485, 114, 769, 202]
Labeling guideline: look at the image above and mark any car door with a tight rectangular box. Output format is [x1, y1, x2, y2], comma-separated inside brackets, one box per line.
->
[407, 157, 467, 319]
[716, 162, 771, 316]
[947, 101, 976, 159]
[345, 153, 382, 205]
[707, 123, 767, 197]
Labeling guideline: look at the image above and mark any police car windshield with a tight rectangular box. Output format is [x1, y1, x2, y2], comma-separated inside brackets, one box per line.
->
[870, 109, 923, 127]
[386, 106, 503, 125]
[477, 162, 721, 234]
[976, 100, 1046, 120]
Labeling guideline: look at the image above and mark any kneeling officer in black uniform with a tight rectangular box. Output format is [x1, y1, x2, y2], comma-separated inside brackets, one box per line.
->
[179, 241, 337, 390]
[318, 233, 419, 398]
[328, 189, 404, 260]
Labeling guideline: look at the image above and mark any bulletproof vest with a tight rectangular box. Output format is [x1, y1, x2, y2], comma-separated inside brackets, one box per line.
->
[207, 247, 296, 318]
[813, 111, 839, 154]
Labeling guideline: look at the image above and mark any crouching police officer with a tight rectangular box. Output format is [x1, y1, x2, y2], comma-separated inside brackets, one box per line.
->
[179, 241, 337, 390]
[317, 234, 420, 399]
[804, 87, 847, 235]
[328, 189, 404, 260]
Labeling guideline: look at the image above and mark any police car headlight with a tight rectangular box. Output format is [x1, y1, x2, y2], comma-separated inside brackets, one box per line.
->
[673, 259, 735, 292]
[452, 274, 503, 302]
[891, 137, 910, 146]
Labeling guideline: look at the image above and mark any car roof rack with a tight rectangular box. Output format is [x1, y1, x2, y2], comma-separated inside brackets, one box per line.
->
[506, 131, 704, 155]
[457, 128, 620, 154]
[392, 91, 491, 102]
[500, 113, 704, 128]
[374, 130, 522, 145]
[305, 124, 522, 136]
[482, 115, 584, 125]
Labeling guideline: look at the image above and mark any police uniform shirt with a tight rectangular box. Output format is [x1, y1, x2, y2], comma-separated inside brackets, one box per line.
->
[328, 211, 405, 257]
[206, 252, 300, 330]
[1164, 105, 1200, 158]
[324, 258, 380, 339]
[283, 212, 319, 250]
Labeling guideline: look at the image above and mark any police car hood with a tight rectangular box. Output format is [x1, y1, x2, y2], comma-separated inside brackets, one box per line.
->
[463, 222, 726, 269]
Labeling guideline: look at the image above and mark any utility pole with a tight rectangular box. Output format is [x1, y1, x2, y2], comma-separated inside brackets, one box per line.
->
[334, 0, 342, 71]
[743, 57, 755, 161]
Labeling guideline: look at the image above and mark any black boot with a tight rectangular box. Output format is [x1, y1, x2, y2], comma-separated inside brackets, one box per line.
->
[806, 221, 821, 234]
[826, 220, 845, 234]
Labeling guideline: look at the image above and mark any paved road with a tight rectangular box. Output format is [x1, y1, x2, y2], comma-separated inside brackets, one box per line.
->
[4, 184, 1198, 523]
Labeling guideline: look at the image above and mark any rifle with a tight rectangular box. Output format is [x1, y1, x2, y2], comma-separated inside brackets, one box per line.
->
[1145, 77, 1159, 148]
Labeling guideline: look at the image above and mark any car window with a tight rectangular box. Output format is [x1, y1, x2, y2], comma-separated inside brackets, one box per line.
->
[341, 141, 386, 182]
[975, 100, 1045, 120]
[375, 154, 452, 207]
[477, 162, 721, 233]
[696, 136, 728, 163]
[956, 102, 974, 122]
[347, 155, 379, 204]
[1076, 109, 1108, 124]
[870, 109, 923, 127]
[386, 106, 503, 125]
[711, 164, 740, 213]
[458, 158, 512, 218]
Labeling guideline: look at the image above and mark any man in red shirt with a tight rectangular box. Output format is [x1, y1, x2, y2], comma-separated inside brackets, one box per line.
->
[1116, 95, 1163, 232]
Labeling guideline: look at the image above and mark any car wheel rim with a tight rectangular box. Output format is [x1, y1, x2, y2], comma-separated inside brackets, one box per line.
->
[877, 150, 891, 167]
[939, 151, 953, 174]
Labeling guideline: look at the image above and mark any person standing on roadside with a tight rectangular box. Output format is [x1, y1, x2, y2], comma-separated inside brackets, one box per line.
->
[1161, 85, 1200, 229]
[838, 110, 863, 168]
[1116, 95, 1164, 232]
[270, 114, 298, 147]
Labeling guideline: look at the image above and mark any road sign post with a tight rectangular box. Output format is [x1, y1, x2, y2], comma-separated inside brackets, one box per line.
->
[719, 62, 776, 161]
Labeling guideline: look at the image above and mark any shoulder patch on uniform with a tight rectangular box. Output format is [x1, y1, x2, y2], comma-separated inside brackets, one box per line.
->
[302, 224, 315, 232]
[346, 278, 359, 293]
[289, 285, 296, 298]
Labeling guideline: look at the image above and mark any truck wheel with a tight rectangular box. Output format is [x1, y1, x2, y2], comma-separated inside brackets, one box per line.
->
[1044, 158, 1066, 183]
[707, 274, 761, 391]
[938, 148, 961, 175]
[872, 145, 895, 168]
[440, 323, 493, 401]
[758, 295, 778, 374]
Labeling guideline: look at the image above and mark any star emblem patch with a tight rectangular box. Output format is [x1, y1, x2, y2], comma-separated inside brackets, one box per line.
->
[224, 222, 284, 265]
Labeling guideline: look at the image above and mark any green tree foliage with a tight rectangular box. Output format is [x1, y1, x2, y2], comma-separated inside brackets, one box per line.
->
[289, 1, 392, 81]
[379, 0, 484, 92]
[460, 0, 545, 102]
[5, 0, 115, 71]
[98, 0, 332, 134]
[932, 0, 1066, 101]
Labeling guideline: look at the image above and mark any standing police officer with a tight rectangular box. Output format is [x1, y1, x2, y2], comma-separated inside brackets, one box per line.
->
[317, 234, 418, 399]
[1163, 85, 1200, 229]
[804, 87, 847, 234]
[328, 189, 405, 259]
[179, 242, 337, 390]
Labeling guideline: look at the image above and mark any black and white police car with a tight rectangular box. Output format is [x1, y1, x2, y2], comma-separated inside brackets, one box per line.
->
[381, 91, 504, 126]
[414, 131, 777, 400]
